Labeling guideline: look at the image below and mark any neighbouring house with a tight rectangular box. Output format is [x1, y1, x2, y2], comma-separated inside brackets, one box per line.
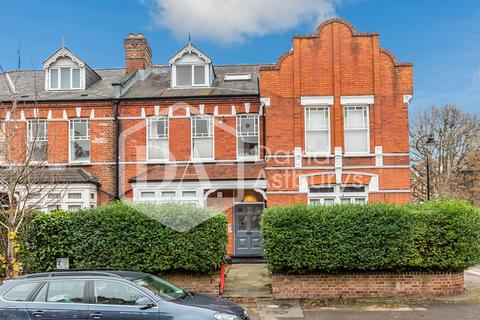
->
[0, 19, 413, 257]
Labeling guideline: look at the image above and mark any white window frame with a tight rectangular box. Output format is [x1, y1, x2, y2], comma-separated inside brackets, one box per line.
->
[173, 63, 208, 88]
[308, 185, 368, 205]
[137, 189, 201, 206]
[146, 117, 169, 162]
[69, 119, 90, 163]
[191, 115, 214, 161]
[304, 107, 331, 156]
[27, 119, 48, 163]
[343, 105, 370, 155]
[236, 114, 260, 161]
[49, 67, 81, 90]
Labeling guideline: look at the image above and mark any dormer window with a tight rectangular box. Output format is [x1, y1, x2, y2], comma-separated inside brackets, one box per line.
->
[176, 64, 207, 87]
[170, 42, 214, 88]
[49, 67, 81, 90]
[43, 47, 101, 91]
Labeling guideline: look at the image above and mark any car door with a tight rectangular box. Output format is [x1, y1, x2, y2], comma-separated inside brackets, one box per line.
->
[26, 279, 89, 319]
[87, 279, 159, 320]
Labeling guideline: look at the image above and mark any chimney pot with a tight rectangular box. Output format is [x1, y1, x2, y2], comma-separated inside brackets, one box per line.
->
[128, 33, 135, 39]
[137, 33, 145, 39]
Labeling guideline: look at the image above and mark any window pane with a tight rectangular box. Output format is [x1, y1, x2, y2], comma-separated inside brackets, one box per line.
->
[148, 139, 168, 160]
[324, 198, 335, 206]
[345, 130, 368, 153]
[3, 282, 39, 301]
[307, 108, 328, 130]
[149, 118, 167, 138]
[238, 116, 258, 136]
[31, 141, 48, 162]
[309, 199, 321, 205]
[71, 121, 89, 139]
[68, 193, 82, 199]
[193, 116, 212, 137]
[193, 65, 206, 85]
[341, 186, 366, 193]
[72, 69, 81, 88]
[341, 198, 351, 204]
[60, 68, 71, 89]
[72, 140, 90, 161]
[94, 280, 151, 306]
[310, 187, 334, 193]
[182, 191, 196, 197]
[345, 107, 367, 129]
[67, 205, 82, 211]
[176, 65, 192, 86]
[193, 137, 213, 159]
[141, 191, 155, 199]
[238, 136, 258, 157]
[50, 69, 59, 89]
[47, 280, 85, 303]
[355, 198, 366, 204]
[306, 131, 329, 153]
[29, 120, 47, 140]
[161, 191, 176, 198]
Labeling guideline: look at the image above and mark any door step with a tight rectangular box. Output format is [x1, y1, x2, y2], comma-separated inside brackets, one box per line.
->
[229, 257, 265, 264]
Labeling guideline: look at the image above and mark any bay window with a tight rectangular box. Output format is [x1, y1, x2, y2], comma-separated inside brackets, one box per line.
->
[70, 119, 90, 162]
[27, 119, 48, 162]
[309, 185, 368, 205]
[305, 107, 330, 154]
[192, 115, 214, 160]
[147, 117, 169, 161]
[237, 115, 259, 160]
[344, 106, 369, 154]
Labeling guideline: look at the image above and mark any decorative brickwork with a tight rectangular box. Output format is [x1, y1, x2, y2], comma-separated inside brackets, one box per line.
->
[162, 273, 221, 296]
[271, 272, 464, 299]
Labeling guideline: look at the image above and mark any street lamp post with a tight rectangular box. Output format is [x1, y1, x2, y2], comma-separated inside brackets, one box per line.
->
[415, 134, 436, 201]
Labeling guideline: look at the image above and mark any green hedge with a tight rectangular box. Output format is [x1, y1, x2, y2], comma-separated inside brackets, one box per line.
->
[262, 201, 480, 274]
[19, 202, 227, 274]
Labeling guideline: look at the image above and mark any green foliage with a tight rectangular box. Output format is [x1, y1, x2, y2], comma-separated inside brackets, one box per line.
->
[19, 202, 227, 274]
[262, 201, 480, 274]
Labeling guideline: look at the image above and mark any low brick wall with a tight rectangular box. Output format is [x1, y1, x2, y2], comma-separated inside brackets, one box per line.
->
[162, 273, 220, 296]
[272, 272, 464, 299]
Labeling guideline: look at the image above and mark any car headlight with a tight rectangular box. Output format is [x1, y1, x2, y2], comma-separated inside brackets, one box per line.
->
[214, 314, 241, 320]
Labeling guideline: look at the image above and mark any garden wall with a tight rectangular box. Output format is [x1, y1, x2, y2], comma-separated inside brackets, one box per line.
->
[162, 273, 221, 296]
[272, 272, 464, 299]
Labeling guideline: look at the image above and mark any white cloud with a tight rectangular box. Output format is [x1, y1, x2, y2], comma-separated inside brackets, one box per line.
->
[144, 0, 338, 44]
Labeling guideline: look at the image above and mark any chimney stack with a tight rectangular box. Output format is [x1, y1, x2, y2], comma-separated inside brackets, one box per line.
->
[124, 33, 152, 73]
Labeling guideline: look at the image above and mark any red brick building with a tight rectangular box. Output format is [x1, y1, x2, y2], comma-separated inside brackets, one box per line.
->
[0, 19, 413, 257]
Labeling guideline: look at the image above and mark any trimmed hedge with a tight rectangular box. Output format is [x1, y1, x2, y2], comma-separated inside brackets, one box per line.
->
[19, 202, 227, 274]
[262, 201, 480, 274]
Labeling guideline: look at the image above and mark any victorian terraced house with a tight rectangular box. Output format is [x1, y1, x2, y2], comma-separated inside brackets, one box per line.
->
[0, 19, 413, 257]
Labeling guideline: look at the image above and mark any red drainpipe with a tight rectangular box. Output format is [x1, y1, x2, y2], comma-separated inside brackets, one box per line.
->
[219, 263, 226, 295]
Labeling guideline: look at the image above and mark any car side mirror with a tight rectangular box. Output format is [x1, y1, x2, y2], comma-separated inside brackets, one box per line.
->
[136, 297, 156, 310]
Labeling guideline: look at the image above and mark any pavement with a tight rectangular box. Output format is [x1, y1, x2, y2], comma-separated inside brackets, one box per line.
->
[223, 263, 272, 298]
[236, 264, 480, 320]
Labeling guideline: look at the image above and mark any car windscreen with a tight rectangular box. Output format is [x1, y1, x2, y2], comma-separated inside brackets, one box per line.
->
[133, 275, 188, 300]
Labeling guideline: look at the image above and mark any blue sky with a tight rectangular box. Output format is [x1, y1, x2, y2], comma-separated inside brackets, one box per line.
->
[0, 0, 478, 113]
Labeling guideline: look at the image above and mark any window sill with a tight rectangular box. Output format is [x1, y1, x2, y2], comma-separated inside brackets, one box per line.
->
[343, 152, 372, 157]
[69, 160, 91, 165]
[237, 157, 261, 162]
[304, 152, 331, 158]
[146, 159, 169, 164]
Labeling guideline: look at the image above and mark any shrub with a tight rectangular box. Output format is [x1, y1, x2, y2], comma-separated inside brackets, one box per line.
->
[19, 202, 227, 274]
[262, 201, 480, 274]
